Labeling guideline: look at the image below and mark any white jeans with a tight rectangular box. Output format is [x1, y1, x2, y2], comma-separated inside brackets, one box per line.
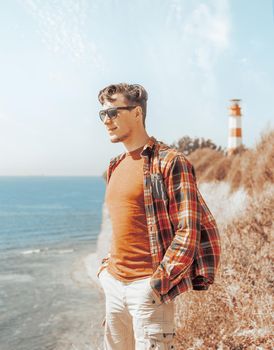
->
[98, 268, 176, 350]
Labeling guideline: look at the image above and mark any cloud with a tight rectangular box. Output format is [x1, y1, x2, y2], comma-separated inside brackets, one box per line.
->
[165, 0, 184, 26]
[21, 0, 104, 69]
[143, 0, 232, 144]
[167, 0, 231, 74]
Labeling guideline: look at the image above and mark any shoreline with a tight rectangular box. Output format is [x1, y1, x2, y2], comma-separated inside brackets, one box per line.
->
[0, 241, 106, 350]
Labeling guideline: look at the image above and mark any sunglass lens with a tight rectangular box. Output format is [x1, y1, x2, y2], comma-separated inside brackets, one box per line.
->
[99, 111, 104, 120]
[108, 108, 117, 118]
[99, 108, 117, 121]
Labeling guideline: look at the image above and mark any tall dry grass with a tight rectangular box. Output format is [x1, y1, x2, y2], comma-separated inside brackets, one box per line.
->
[189, 129, 274, 195]
[174, 129, 274, 349]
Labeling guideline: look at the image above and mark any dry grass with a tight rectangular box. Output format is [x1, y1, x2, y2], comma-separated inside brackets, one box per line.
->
[189, 129, 274, 195]
[174, 129, 274, 349]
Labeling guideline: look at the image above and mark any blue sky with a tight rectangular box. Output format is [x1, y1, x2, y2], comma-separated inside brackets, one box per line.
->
[0, 0, 273, 176]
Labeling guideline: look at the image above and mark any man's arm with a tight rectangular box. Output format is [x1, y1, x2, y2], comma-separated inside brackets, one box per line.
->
[96, 201, 112, 279]
[96, 253, 110, 278]
[150, 155, 201, 295]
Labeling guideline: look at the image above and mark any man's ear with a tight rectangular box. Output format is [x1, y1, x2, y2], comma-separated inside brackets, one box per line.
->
[135, 106, 143, 120]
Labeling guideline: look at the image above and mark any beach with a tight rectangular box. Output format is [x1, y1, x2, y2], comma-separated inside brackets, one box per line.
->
[0, 176, 106, 350]
[0, 242, 107, 350]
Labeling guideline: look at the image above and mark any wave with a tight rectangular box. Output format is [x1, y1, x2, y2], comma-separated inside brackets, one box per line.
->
[21, 247, 75, 255]
[0, 273, 34, 282]
[21, 249, 42, 255]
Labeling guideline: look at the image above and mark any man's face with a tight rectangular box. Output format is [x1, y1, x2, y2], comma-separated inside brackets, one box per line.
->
[101, 93, 138, 143]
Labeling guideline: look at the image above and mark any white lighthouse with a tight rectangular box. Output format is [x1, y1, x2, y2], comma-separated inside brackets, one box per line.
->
[228, 99, 243, 155]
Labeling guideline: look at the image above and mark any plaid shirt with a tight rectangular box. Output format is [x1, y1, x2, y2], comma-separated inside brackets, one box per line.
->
[97, 136, 221, 304]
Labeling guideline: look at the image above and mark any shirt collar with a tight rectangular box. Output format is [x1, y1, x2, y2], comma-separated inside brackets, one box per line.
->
[141, 135, 157, 155]
[109, 135, 157, 166]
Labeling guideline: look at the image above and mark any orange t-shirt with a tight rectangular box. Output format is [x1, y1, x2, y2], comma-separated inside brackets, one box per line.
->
[105, 145, 153, 281]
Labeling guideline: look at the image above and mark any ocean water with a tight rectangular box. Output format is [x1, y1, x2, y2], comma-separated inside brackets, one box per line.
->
[0, 176, 106, 350]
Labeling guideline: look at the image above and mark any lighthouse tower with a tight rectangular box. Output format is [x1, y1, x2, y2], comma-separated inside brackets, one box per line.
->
[228, 99, 243, 155]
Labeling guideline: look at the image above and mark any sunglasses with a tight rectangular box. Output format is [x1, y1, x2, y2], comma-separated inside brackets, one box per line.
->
[99, 105, 137, 122]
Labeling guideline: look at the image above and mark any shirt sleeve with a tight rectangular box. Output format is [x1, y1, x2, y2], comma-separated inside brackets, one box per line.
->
[150, 155, 201, 295]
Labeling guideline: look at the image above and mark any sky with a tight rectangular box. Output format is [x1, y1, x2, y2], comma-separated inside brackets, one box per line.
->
[0, 0, 273, 176]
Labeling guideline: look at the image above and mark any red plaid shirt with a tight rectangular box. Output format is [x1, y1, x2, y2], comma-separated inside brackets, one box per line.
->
[97, 136, 221, 304]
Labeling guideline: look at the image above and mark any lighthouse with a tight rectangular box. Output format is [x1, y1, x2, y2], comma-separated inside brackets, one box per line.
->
[228, 99, 243, 155]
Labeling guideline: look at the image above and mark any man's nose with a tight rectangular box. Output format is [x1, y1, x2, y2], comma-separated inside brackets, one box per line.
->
[103, 115, 111, 125]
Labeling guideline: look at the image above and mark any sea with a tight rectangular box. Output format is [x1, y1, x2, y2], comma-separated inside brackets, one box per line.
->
[0, 176, 106, 350]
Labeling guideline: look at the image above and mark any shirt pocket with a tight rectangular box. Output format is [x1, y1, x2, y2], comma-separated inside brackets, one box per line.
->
[150, 173, 168, 201]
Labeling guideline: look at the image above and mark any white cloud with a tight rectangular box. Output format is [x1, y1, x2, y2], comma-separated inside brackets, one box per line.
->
[145, 0, 232, 146]
[165, 0, 184, 26]
[183, 0, 230, 73]
[21, 0, 104, 69]
[166, 0, 231, 74]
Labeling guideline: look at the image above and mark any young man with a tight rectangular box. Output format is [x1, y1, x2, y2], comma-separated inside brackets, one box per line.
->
[97, 83, 221, 350]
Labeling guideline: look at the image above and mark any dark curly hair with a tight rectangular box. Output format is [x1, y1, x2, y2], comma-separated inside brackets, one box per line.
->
[98, 83, 148, 128]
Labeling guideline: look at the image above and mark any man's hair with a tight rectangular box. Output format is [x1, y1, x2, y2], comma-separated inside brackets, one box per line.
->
[98, 83, 148, 128]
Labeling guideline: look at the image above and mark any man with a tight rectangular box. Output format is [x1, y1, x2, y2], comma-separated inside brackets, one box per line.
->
[96, 83, 221, 350]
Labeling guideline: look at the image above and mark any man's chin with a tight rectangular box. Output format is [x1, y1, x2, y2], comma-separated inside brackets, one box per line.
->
[109, 133, 129, 143]
[109, 135, 121, 143]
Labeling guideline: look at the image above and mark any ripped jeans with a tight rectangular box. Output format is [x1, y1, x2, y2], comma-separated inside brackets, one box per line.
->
[98, 268, 176, 350]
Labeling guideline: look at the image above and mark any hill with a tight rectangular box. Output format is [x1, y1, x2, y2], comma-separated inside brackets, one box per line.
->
[174, 129, 274, 349]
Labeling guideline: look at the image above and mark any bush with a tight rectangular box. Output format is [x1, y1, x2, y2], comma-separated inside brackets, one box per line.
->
[170, 136, 224, 156]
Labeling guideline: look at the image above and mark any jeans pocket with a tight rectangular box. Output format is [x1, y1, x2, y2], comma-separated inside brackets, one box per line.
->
[98, 268, 108, 286]
[99, 267, 108, 277]
[149, 286, 163, 306]
[144, 324, 176, 349]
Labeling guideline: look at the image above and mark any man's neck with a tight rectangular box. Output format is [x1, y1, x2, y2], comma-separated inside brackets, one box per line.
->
[123, 133, 151, 153]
